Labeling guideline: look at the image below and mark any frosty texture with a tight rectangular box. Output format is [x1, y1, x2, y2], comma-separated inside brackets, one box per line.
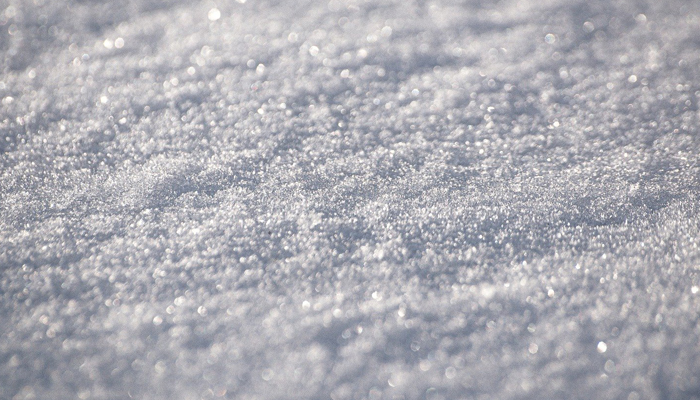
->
[2, 0, 700, 399]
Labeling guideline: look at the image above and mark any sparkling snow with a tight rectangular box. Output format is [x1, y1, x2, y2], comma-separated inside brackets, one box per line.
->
[2, 0, 700, 399]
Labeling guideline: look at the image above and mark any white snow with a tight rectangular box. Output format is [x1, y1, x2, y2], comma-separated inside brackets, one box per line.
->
[2, 0, 700, 399]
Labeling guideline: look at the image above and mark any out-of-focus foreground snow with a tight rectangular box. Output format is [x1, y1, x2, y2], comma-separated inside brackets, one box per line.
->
[2, 0, 700, 399]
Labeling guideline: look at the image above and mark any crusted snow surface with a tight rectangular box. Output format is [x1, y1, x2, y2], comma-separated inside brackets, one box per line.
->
[2, 0, 700, 399]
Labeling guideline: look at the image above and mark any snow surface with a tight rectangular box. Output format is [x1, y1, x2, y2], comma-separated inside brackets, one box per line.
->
[2, 0, 700, 399]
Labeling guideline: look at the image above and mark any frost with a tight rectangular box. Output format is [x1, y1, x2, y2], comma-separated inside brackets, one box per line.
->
[2, 0, 700, 399]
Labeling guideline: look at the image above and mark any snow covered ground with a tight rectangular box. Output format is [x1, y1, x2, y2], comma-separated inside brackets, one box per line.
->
[2, 0, 700, 398]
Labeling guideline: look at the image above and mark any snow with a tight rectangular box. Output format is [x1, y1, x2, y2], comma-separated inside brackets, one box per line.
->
[2, 0, 700, 399]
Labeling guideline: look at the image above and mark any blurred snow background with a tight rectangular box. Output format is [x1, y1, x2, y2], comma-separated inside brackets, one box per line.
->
[2, 0, 700, 399]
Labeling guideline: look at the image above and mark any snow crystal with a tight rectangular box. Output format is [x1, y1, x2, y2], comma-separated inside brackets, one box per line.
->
[2, 0, 700, 399]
